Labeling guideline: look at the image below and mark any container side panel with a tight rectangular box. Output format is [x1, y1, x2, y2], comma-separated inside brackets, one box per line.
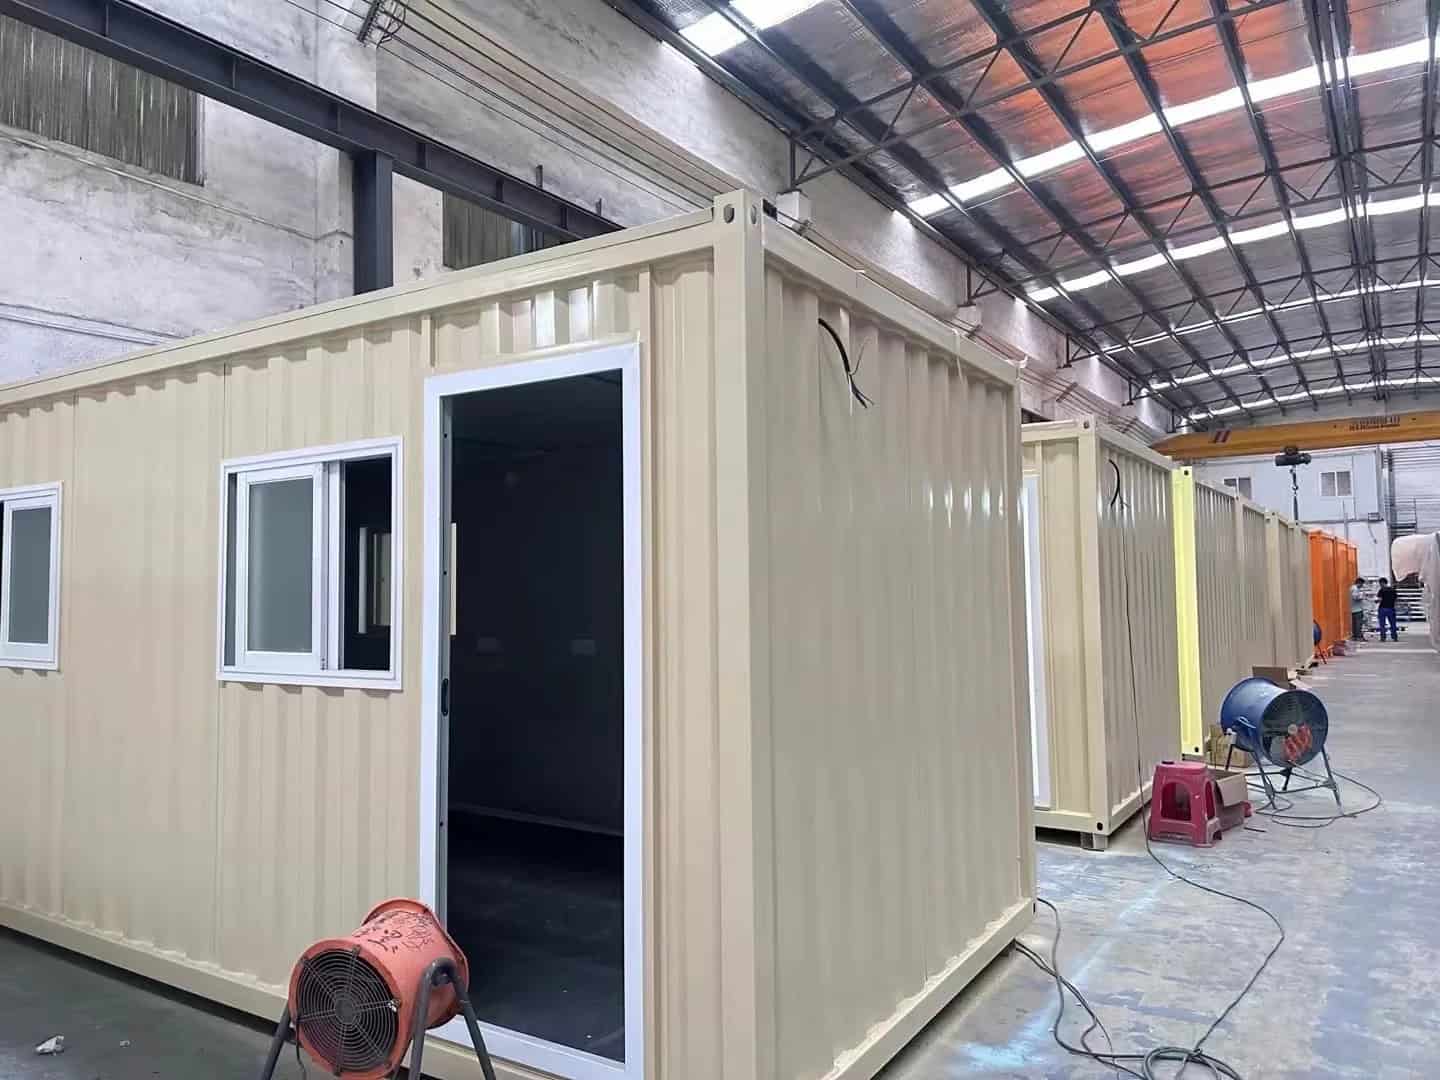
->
[215, 326, 421, 988]
[1266, 518, 1287, 670]
[1194, 487, 1246, 737]
[1237, 505, 1271, 672]
[762, 266, 1027, 1080]
[1096, 447, 1180, 821]
[1294, 529, 1314, 665]
[61, 374, 224, 962]
[1026, 439, 1093, 818]
[0, 399, 75, 918]
[647, 258, 735, 1080]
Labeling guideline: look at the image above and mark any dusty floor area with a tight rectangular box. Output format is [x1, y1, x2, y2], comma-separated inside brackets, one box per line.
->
[1, 633, 1434, 1079]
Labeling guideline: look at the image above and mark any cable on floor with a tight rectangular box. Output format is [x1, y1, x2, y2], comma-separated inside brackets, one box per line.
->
[1245, 766, 1384, 828]
[1015, 461, 1290, 1080]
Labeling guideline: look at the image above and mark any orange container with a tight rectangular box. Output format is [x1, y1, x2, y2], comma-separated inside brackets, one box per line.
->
[1308, 531, 1341, 652]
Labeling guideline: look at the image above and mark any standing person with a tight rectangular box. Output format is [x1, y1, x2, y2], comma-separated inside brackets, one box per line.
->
[1350, 577, 1366, 641]
[1377, 577, 1400, 642]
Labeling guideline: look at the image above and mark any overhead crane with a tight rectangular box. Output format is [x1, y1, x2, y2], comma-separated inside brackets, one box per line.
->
[1153, 410, 1440, 461]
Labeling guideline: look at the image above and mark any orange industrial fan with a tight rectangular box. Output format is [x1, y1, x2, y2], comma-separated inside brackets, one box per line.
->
[258, 899, 497, 1080]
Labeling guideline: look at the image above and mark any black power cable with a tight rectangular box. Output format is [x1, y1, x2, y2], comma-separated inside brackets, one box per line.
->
[817, 317, 874, 408]
[1247, 765, 1383, 828]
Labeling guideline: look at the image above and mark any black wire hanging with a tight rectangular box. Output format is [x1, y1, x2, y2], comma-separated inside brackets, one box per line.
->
[818, 317, 874, 408]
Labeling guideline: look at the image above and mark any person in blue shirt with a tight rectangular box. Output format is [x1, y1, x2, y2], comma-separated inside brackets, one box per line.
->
[1376, 578, 1399, 642]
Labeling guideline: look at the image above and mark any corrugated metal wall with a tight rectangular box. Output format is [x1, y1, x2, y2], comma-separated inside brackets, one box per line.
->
[1023, 422, 1177, 838]
[1292, 528, 1314, 665]
[1266, 517, 1313, 670]
[0, 14, 200, 183]
[214, 330, 425, 988]
[1096, 440, 1179, 823]
[1194, 482, 1246, 734]
[1236, 502, 1270, 670]
[1309, 532, 1335, 650]
[1388, 442, 1440, 531]
[0, 396, 74, 919]
[762, 264, 1031, 1080]
[0, 202, 1034, 1080]
[0, 249, 684, 1076]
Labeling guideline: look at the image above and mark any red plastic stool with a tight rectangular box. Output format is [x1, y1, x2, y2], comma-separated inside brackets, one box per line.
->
[1148, 760, 1221, 847]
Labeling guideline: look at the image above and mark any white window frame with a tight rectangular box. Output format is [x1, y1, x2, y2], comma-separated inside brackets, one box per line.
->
[0, 482, 62, 670]
[1222, 476, 1252, 498]
[1022, 474, 1052, 809]
[1321, 469, 1352, 498]
[217, 437, 403, 690]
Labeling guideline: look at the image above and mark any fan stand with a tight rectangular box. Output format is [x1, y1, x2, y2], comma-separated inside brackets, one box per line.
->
[1229, 743, 1343, 810]
[258, 957, 498, 1080]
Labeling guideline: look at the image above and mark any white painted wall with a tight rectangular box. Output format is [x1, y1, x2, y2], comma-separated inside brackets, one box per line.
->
[1194, 446, 1396, 575]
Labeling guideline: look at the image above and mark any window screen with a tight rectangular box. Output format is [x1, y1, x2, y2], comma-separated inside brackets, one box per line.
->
[1321, 470, 1352, 498]
[0, 484, 61, 668]
[222, 442, 399, 685]
[1223, 477, 1252, 498]
[0, 15, 200, 183]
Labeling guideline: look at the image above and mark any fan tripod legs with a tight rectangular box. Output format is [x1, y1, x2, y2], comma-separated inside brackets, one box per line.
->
[255, 961, 498, 1080]
[408, 958, 498, 1080]
[257, 1007, 292, 1080]
[1250, 748, 1343, 811]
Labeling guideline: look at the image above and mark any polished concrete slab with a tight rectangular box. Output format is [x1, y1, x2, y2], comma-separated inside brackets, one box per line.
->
[0, 634, 1434, 1079]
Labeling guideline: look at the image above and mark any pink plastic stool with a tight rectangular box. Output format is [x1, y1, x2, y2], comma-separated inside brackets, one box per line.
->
[1148, 760, 1222, 847]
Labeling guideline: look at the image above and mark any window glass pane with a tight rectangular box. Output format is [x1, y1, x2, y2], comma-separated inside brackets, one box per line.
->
[1239, 478, 1252, 498]
[247, 478, 313, 653]
[8, 506, 52, 644]
[340, 457, 393, 672]
[1338, 471, 1352, 496]
[1321, 473, 1335, 497]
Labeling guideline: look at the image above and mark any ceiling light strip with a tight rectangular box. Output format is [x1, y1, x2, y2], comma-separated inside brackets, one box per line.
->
[908, 33, 1439, 217]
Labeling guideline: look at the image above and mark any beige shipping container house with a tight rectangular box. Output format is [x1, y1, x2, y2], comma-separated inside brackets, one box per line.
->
[1021, 418, 1180, 851]
[0, 192, 1036, 1080]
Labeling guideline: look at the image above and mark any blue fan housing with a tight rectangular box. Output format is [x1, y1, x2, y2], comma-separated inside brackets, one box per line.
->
[1220, 677, 1329, 768]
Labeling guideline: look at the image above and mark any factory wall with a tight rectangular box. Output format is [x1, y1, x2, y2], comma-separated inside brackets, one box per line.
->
[0, 0, 442, 385]
[1193, 446, 1395, 575]
[0, 0, 1159, 433]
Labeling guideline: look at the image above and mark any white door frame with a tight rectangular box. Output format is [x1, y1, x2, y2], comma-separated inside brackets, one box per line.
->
[420, 341, 645, 1080]
[1022, 473, 1053, 809]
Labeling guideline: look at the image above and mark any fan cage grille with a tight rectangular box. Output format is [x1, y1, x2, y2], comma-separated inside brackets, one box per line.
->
[1260, 695, 1328, 767]
[295, 948, 401, 1073]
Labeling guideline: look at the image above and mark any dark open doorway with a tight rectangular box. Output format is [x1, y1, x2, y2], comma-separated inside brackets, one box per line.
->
[443, 371, 627, 1063]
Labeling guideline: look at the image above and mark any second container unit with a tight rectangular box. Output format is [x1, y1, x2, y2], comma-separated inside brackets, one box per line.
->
[1022, 418, 1180, 850]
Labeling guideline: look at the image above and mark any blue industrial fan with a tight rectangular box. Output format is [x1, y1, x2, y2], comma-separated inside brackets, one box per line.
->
[1220, 677, 1342, 809]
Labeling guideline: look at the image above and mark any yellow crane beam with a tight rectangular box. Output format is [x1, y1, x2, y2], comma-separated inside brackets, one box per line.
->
[1152, 410, 1440, 460]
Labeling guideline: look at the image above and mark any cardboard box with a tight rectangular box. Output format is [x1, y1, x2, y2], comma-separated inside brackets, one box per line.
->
[1209, 768, 1252, 832]
[1206, 725, 1254, 769]
[1252, 665, 1293, 689]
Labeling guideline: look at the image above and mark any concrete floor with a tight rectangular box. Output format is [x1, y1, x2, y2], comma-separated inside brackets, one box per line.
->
[1, 633, 1435, 1079]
